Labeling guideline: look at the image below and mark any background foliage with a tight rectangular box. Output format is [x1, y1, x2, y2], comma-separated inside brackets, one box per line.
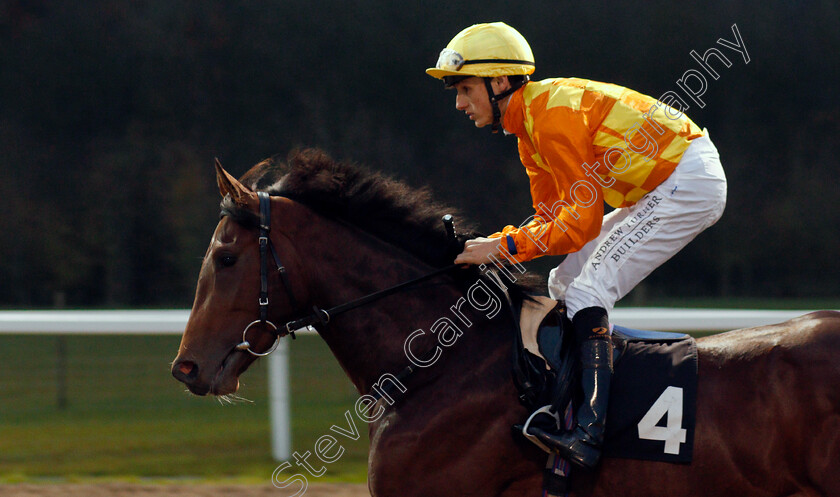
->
[1, 0, 838, 307]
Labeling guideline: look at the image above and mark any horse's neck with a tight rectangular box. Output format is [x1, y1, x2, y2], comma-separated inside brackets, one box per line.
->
[300, 223, 504, 393]
[301, 225, 463, 394]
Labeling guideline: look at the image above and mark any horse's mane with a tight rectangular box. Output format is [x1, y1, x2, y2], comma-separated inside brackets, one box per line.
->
[223, 148, 543, 294]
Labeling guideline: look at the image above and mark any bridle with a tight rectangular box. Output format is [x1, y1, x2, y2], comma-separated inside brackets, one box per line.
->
[234, 192, 299, 356]
[235, 191, 460, 357]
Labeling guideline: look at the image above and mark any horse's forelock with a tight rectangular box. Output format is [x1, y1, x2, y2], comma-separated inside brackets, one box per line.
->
[219, 195, 259, 229]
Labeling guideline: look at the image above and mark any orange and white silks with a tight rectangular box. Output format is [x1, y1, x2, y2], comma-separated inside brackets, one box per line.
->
[494, 78, 704, 262]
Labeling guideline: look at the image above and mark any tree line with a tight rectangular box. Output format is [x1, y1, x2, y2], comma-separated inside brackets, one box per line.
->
[1, 0, 837, 307]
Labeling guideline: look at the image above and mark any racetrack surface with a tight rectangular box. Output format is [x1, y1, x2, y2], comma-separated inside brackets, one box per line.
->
[0, 483, 370, 497]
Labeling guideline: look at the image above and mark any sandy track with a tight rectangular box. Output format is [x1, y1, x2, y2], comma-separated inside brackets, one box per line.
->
[0, 483, 370, 497]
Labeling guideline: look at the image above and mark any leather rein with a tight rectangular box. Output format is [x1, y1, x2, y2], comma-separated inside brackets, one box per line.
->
[235, 192, 460, 357]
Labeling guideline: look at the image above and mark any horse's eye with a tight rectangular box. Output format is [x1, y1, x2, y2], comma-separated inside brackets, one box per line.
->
[218, 254, 237, 268]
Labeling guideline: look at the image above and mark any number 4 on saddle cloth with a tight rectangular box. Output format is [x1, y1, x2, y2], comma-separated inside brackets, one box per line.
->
[513, 296, 698, 466]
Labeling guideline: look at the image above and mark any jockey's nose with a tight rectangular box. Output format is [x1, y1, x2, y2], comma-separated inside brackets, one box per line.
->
[455, 93, 468, 111]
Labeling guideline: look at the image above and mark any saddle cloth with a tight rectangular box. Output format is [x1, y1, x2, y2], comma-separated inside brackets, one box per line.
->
[518, 298, 698, 464]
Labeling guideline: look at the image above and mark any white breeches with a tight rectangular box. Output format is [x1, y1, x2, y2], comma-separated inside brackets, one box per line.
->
[548, 132, 727, 319]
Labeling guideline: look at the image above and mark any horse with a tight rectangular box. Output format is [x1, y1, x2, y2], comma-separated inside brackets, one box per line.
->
[171, 149, 840, 497]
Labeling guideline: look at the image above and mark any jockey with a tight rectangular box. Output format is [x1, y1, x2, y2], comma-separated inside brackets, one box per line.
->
[426, 22, 727, 469]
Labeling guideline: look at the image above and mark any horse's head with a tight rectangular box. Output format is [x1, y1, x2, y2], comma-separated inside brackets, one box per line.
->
[171, 161, 306, 395]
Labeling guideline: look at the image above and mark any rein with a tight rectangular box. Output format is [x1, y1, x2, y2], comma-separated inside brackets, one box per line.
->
[284, 263, 460, 332]
[235, 191, 460, 357]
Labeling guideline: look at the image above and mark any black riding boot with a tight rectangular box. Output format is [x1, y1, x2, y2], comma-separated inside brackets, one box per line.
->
[530, 306, 613, 469]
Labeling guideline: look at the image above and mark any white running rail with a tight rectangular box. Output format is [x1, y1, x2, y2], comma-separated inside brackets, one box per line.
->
[0, 307, 830, 461]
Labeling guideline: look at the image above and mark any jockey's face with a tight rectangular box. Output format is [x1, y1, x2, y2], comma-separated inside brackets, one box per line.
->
[452, 77, 510, 129]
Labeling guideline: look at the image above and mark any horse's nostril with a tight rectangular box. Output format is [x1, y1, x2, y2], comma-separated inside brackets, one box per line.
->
[173, 360, 199, 382]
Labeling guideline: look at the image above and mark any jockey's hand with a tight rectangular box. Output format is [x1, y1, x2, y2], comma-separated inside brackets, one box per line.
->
[454, 237, 502, 265]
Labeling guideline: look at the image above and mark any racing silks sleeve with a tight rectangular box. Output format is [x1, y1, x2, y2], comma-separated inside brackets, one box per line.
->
[492, 95, 604, 262]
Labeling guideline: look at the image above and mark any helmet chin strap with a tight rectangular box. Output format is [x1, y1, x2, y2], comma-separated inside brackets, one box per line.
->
[483, 77, 527, 133]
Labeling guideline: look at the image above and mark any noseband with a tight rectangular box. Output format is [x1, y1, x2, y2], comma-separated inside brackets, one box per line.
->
[235, 192, 460, 357]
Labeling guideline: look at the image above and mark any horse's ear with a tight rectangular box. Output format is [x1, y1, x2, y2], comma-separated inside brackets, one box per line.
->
[215, 158, 258, 210]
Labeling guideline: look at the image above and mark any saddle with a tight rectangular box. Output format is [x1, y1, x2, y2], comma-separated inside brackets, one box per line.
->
[508, 294, 699, 496]
[512, 296, 691, 412]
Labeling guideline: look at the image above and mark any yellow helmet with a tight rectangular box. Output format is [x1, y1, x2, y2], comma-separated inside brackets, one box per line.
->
[426, 22, 535, 81]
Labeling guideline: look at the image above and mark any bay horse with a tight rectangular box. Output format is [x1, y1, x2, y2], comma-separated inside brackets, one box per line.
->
[172, 149, 840, 497]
